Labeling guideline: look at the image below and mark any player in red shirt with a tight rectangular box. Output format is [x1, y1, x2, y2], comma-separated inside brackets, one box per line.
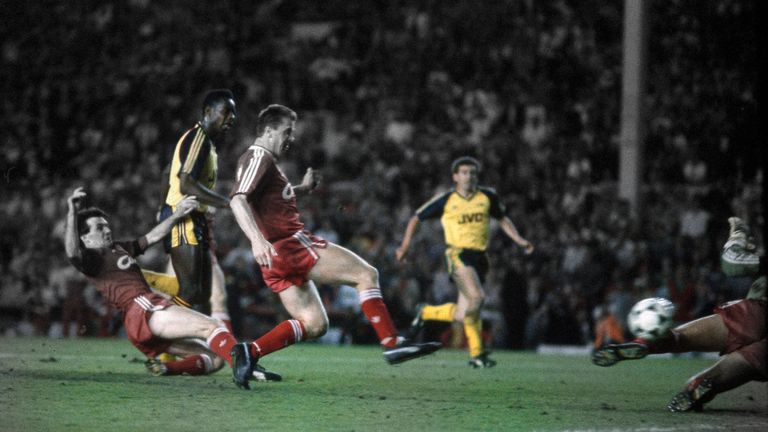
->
[592, 217, 766, 412]
[64, 187, 257, 389]
[227, 104, 442, 383]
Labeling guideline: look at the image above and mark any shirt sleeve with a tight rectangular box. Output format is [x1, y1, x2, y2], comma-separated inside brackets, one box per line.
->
[119, 238, 149, 257]
[230, 147, 273, 197]
[415, 191, 450, 221]
[482, 187, 506, 219]
[177, 128, 211, 180]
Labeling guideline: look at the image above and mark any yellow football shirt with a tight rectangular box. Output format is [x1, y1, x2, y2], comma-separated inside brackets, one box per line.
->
[415, 187, 504, 251]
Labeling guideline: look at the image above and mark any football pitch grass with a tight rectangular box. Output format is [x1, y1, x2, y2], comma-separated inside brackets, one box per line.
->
[1, 337, 765, 431]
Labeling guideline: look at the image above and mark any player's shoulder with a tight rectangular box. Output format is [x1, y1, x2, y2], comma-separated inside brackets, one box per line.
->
[477, 186, 499, 198]
[178, 123, 206, 143]
[416, 189, 452, 215]
[236, 145, 275, 170]
[427, 189, 454, 205]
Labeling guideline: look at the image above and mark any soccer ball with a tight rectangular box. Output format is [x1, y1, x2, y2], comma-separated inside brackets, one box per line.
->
[627, 297, 676, 341]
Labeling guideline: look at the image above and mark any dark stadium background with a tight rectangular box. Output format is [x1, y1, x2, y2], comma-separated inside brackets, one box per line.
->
[0, 1, 764, 353]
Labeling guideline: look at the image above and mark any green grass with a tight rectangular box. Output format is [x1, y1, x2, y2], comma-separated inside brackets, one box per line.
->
[1, 337, 765, 432]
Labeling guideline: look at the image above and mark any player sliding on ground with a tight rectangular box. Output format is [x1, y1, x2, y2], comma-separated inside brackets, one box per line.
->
[226, 104, 442, 388]
[592, 217, 766, 412]
[64, 187, 274, 389]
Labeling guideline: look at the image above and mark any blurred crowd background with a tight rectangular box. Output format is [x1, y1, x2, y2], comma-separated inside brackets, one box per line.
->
[0, 0, 763, 351]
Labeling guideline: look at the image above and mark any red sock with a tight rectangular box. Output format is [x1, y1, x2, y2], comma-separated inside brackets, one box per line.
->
[638, 331, 680, 354]
[250, 319, 305, 358]
[207, 327, 237, 366]
[359, 288, 398, 348]
[164, 354, 213, 376]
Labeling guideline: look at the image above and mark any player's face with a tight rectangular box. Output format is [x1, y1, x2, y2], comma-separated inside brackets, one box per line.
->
[452, 164, 479, 192]
[80, 217, 113, 249]
[271, 119, 296, 157]
[206, 99, 237, 137]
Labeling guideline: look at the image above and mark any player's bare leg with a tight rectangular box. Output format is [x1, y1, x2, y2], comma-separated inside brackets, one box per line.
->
[449, 295, 468, 348]
[145, 338, 226, 376]
[145, 305, 253, 388]
[593, 314, 731, 367]
[308, 242, 442, 363]
[169, 244, 212, 309]
[453, 266, 494, 367]
[209, 259, 232, 332]
[668, 352, 761, 412]
[658, 314, 729, 353]
[229, 282, 324, 385]
[279, 281, 329, 340]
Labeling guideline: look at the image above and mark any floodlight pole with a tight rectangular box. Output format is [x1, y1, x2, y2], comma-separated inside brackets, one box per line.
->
[618, 0, 649, 215]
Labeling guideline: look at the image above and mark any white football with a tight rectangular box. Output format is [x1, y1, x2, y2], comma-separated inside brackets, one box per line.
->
[627, 297, 676, 341]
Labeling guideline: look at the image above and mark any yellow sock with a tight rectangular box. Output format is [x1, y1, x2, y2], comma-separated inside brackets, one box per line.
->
[421, 303, 456, 322]
[158, 353, 179, 363]
[141, 269, 180, 297]
[464, 314, 483, 358]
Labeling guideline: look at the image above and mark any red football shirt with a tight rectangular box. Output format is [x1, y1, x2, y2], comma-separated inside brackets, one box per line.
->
[70, 237, 152, 312]
[230, 146, 305, 242]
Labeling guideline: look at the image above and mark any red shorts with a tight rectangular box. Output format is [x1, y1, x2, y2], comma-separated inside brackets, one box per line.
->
[261, 231, 327, 293]
[123, 293, 173, 358]
[715, 299, 767, 378]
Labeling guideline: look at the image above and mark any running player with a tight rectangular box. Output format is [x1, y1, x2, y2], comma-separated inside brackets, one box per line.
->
[395, 156, 534, 368]
[226, 104, 442, 386]
[592, 217, 766, 412]
[64, 187, 255, 389]
[160, 89, 236, 310]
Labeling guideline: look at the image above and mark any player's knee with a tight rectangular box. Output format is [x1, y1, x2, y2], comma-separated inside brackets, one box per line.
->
[465, 293, 485, 313]
[209, 355, 226, 372]
[352, 264, 379, 288]
[303, 316, 329, 339]
[198, 317, 225, 337]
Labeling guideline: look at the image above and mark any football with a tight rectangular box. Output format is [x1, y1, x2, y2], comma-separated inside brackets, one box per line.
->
[627, 297, 676, 341]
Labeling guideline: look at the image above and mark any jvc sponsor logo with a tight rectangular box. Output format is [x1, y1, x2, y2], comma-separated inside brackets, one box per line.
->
[457, 213, 484, 224]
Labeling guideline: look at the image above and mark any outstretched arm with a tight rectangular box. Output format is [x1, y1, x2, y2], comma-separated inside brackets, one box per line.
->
[64, 187, 87, 264]
[395, 215, 421, 262]
[499, 216, 534, 254]
[179, 173, 230, 208]
[230, 194, 277, 269]
[292, 167, 321, 197]
[143, 196, 199, 245]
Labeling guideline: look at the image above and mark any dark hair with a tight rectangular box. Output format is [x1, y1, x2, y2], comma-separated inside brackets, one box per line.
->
[76, 207, 108, 236]
[256, 104, 297, 137]
[451, 156, 481, 173]
[202, 89, 235, 113]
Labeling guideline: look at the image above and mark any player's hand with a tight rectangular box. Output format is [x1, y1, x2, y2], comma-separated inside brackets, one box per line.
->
[395, 245, 408, 262]
[175, 196, 199, 216]
[68, 187, 87, 210]
[251, 237, 277, 269]
[301, 168, 321, 192]
[521, 241, 534, 255]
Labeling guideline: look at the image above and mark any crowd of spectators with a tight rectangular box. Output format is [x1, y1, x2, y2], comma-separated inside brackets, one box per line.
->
[0, 0, 762, 350]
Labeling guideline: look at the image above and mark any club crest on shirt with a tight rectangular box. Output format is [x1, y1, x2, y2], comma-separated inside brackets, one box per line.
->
[117, 255, 137, 270]
[282, 183, 296, 200]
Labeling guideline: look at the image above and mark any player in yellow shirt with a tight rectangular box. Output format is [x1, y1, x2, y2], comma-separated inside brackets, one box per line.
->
[396, 156, 534, 367]
[159, 89, 235, 310]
